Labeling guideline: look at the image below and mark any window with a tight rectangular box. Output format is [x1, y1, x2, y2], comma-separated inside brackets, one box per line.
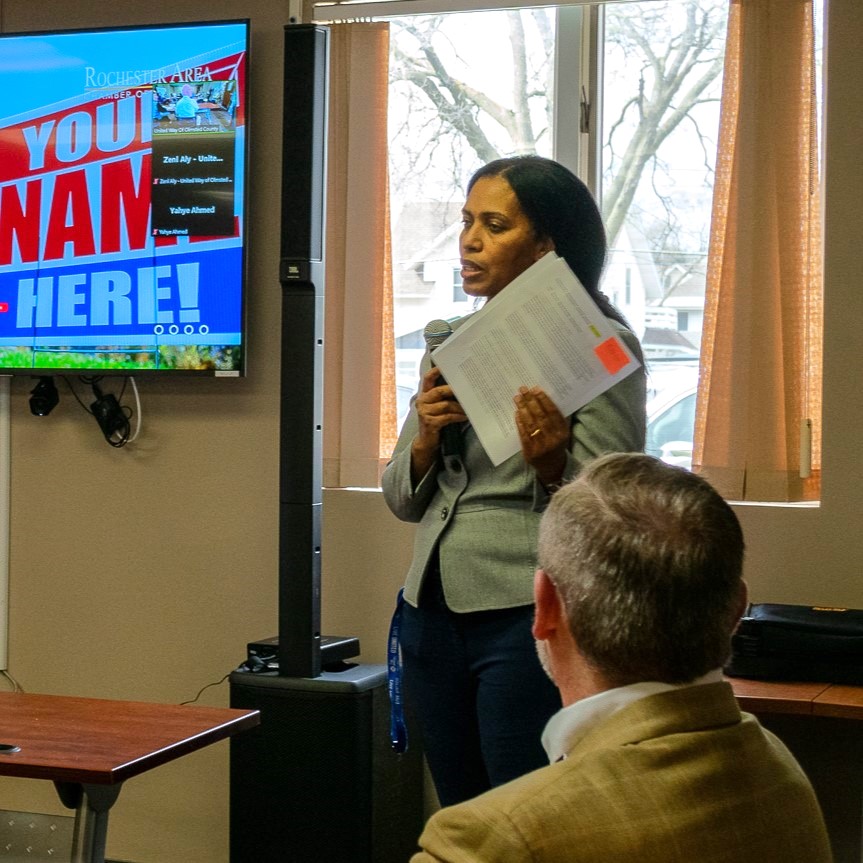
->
[387, 9, 556, 387]
[385, 2, 725, 435]
[314, 0, 823, 498]
[452, 267, 467, 303]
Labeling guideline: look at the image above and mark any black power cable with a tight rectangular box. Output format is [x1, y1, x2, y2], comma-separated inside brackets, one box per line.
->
[89, 381, 132, 447]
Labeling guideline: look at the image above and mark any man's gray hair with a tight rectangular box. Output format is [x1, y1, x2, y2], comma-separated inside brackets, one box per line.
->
[538, 453, 745, 685]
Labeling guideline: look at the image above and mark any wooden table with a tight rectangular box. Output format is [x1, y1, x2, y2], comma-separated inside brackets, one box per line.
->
[728, 677, 863, 863]
[729, 676, 863, 717]
[0, 691, 260, 863]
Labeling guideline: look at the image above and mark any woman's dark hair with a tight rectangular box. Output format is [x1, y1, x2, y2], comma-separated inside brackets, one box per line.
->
[468, 155, 628, 328]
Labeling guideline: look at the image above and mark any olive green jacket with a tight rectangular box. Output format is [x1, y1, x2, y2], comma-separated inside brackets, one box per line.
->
[411, 683, 832, 863]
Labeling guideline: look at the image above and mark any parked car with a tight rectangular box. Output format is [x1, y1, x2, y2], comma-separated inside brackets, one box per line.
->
[397, 362, 700, 471]
[645, 357, 699, 402]
[645, 382, 697, 470]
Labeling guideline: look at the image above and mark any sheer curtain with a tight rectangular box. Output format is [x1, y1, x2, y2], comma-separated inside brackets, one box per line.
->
[695, 0, 822, 501]
[322, 22, 397, 488]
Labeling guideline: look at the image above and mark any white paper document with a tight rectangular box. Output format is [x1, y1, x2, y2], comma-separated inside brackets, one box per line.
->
[433, 253, 641, 466]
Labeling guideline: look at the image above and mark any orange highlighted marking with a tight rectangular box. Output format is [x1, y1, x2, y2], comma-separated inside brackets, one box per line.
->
[594, 337, 630, 375]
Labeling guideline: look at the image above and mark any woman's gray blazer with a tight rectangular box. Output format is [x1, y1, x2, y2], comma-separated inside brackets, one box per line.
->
[381, 319, 646, 613]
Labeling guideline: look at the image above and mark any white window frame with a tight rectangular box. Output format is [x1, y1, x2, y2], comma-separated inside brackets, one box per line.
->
[309, 0, 607, 193]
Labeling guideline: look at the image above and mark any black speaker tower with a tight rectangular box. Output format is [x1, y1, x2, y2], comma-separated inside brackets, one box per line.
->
[229, 25, 423, 862]
[276, 22, 329, 679]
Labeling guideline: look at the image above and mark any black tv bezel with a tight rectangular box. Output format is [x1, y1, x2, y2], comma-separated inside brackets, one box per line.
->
[0, 17, 251, 378]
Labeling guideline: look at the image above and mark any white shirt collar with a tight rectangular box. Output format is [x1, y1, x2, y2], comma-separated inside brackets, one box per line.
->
[541, 668, 724, 763]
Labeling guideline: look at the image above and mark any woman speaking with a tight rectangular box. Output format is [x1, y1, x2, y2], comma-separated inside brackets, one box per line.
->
[382, 155, 646, 808]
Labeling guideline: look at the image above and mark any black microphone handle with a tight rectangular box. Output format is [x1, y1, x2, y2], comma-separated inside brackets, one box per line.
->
[423, 320, 462, 459]
[441, 422, 462, 458]
[430, 360, 463, 459]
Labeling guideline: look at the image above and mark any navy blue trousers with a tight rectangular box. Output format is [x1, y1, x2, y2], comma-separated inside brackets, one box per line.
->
[399, 568, 562, 808]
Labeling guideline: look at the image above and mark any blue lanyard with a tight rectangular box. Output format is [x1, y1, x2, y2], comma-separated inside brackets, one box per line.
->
[387, 588, 408, 754]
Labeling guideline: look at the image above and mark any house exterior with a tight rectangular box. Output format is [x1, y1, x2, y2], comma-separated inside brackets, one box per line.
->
[391, 202, 702, 382]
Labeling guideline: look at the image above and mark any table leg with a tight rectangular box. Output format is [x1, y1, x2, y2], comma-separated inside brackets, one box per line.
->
[756, 714, 863, 863]
[55, 782, 122, 863]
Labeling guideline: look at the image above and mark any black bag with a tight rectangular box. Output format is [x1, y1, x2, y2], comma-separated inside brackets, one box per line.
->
[725, 603, 863, 685]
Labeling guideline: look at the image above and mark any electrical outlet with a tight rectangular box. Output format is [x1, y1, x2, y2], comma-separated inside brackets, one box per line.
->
[0, 810, 74, 859]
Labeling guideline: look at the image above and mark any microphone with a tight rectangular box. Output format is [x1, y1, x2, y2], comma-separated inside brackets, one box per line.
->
[423, 318, 453, 351]
[423, 319, 463, 458]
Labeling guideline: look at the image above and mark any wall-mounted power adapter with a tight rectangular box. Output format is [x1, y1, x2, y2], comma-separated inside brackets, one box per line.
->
[90, 391, 127, 439]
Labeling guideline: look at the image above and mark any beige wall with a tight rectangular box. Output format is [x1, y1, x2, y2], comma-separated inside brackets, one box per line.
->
[0, 0, 860, 861]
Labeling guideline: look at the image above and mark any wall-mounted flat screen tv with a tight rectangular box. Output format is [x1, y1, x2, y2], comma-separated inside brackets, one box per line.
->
[0, 19, 249, 375]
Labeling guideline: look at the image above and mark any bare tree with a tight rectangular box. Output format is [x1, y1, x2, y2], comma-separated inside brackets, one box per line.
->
[389, 9, 553, 197]
[388, 1, 726, 252]
[602, 0, 726, 245]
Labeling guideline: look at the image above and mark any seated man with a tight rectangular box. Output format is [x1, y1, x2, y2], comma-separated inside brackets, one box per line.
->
[174, 84, 199, 121]
[412, 453, 831, 863]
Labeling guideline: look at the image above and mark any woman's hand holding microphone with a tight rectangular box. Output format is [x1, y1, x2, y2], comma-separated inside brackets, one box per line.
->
[410, 366, 468, 482]
[410, 371, 567, 492]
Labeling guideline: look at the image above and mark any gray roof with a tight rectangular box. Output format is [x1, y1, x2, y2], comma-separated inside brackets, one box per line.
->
[392, 201, 463, 297]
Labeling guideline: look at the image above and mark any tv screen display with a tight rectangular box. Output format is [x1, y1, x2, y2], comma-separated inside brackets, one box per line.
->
[0, 19, 249, 375]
